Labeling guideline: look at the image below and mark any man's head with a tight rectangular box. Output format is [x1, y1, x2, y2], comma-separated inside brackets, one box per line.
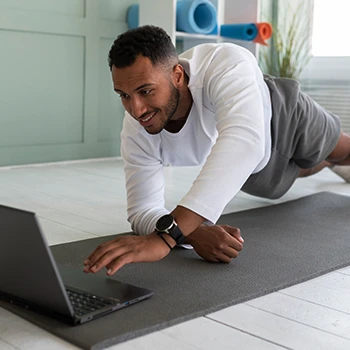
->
[108, 26, 188, 135]
[108, 25, 178, 71]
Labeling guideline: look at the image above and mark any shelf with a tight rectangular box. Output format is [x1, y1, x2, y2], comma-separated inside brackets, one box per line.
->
[140, 0, 259, 57]
[175, 31, 256, 49]
[175, 31, 220, 41]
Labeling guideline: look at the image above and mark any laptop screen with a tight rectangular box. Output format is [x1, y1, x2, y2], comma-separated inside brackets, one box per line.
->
[0, 205, 73, 317]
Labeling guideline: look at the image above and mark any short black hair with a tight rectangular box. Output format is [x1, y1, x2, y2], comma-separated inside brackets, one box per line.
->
[108, 25, 179, 70]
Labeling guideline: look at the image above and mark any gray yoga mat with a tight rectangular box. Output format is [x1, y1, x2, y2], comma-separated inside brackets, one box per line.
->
[1, 191, 350, 350]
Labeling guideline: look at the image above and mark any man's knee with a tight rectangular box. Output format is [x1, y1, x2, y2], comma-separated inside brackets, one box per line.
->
[327, 132, 350, 163]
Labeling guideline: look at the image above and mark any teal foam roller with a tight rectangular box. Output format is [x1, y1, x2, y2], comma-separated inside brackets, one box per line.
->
[220, 23, 258, 41]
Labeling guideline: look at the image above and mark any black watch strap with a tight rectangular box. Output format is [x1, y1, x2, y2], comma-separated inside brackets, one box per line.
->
[158, 234, 173, 250]
[168, 224, 186, 245]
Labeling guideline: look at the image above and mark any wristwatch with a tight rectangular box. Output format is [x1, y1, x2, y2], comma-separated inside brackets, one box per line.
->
[155, 214, 186, 245]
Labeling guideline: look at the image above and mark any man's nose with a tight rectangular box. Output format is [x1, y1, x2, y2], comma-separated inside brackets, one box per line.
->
[130, 96, 147, 119]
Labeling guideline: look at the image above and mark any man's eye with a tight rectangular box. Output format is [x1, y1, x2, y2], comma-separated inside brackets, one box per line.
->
[119, 94, 129, 99]
[141, 90, 151, 95]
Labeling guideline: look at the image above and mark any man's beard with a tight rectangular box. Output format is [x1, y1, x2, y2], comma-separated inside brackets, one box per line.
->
[164, 83, 180, 124]
[146, 83, 180, 135]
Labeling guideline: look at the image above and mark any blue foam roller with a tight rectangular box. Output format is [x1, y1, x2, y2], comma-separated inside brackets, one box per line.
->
[176, 0, 217, 34]
[220, 23, 258, 41]
[127, 4, 139, 29]
[127, 1, 217, 34]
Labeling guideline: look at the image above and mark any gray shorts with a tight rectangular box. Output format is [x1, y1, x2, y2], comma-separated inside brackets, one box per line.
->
[241, 75, 341, 199]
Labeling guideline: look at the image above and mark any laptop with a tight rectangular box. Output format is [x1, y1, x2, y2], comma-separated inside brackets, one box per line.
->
[0, 204, 154, 325]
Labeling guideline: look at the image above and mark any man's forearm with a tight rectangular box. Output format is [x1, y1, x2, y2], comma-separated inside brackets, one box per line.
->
[171, 205, 205, 236]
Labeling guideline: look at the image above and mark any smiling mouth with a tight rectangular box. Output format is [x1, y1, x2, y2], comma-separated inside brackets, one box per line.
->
[139, 111, 157, 126]
[141, 114, 154, 122]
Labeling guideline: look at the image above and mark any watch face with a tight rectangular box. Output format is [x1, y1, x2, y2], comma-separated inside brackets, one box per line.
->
[156, 214, 174, 231]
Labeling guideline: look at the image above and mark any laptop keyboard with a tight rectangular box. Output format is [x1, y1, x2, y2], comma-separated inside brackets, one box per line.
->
[66, 289, 116, 317]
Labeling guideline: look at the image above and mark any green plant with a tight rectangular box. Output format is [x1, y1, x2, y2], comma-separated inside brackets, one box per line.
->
[259, 1, 312, 80]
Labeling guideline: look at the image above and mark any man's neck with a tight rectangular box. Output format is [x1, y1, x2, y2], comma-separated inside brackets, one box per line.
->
[165, 75, 193, 133]
[165, 115, 189, 133]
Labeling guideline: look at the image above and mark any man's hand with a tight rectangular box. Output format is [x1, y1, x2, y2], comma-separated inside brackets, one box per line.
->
[185, 224, 244, 263]
[83, 232, 170, 276]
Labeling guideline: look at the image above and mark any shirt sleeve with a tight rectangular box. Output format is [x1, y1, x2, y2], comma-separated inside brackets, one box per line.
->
[121, 115, 169, 235]
[178, 47, 267, 223]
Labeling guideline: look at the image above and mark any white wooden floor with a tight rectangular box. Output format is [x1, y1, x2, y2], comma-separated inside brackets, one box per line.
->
[1, 158, 350, 350]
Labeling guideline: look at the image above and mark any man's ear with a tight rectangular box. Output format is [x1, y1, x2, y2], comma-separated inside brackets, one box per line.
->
[172, 64, 184, 86]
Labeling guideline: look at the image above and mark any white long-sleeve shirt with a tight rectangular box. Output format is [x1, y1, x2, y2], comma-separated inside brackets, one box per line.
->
[121, 43, 272, 235]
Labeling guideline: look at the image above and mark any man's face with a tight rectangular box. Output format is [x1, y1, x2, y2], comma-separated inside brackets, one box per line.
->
[112, 56, 180, 135]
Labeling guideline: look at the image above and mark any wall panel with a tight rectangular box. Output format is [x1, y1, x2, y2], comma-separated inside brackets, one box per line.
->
[0, 0, 85, 17]
[0, 0, 135, 166]
[0, 30, 84, 146]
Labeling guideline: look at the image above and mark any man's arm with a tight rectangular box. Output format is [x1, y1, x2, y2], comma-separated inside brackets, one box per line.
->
[177, 46, 268, 225]
[121, 116, 169, 235]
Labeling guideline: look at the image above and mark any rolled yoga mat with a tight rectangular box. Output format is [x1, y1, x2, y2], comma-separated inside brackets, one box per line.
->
[1, 192, 350, 350]
[253, 22, 273, 45]
[220, 22, 258, 41]
[127, 0, 217, 34]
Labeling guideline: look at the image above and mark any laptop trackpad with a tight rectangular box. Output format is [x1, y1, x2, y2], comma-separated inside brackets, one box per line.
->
[58, 264, 152, 304]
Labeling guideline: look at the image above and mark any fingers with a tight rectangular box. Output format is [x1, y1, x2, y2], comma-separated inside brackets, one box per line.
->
[218, 243, 240, 262]
[105, 254, 134, 275]
[84, 239, 116, 266]
[84, 239, 129, 273]
[221, 225, 244, 243]
[84, 248, 123, 273]
[195, 241, 241, 263]
[218, 228, 243, 252]
[227, 239, 243, 252]
[202, 250, 237, 263]
[219, 226, 244, 262]
[190, 224, 244, 264]
[83, 233, 171, 276]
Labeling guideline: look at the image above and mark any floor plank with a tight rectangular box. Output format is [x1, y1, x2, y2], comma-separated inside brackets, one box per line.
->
[0, 309, 79, 350]
[207, 303, 350, 350]
[246, 291, 350, 339]
[109, 330, 199, 350]
[280, 274, 350, 314]
[38, 218, 97, 245]
[1, 196, 117, 235]
[160, 317, 286, 350]
[336, 266, 350, 276]
[0, 338, 17, 350]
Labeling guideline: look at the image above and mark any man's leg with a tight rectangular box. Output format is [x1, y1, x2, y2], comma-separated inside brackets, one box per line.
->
[298, 161, 331, 177]
[327, 131, 350, 165]
[327, 131, 350, 182]
[299, 131, 350, 180]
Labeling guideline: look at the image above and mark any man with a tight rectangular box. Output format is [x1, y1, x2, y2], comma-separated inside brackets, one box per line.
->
[84, 25, 350, 276]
